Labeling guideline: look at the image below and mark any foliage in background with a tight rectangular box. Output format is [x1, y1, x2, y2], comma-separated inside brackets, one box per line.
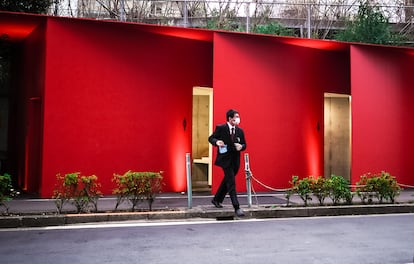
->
[53, 172, 102, 214]
[205, 10, 242, 32]
[356, 171, 400, 204]
[334, 0, 403, 45]
[0, 173, 18, 214]
[252, 22, 296, 36]
[112, 170, 163, 211]
[0, 37, 12, 91]
[206, 18, 240, 32]
[205, 18, 295, 37]
[0, 0, 52, 14]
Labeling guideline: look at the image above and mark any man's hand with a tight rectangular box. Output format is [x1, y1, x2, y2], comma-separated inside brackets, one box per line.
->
[234, 143, 242, 151]
[216, 140, 224, 146]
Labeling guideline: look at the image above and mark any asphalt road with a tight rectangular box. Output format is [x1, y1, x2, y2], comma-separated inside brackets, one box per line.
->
[1, 214, 413, 264]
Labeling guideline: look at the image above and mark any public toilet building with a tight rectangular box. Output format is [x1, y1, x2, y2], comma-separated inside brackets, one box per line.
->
[0, 11, 413, 197]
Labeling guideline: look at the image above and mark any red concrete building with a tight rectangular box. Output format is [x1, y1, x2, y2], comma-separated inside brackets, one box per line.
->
[0, 12, 413, 197]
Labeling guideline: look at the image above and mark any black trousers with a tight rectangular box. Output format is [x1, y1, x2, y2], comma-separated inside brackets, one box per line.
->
[214, 165, 240, 210]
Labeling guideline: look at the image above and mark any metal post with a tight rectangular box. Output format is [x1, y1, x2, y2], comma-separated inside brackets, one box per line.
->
[54, 0, 59, 16]
[246, 2, 250, 33]
[245, 153, 252, 208]
[183, 0, 188, 27]
[120, 0, 126, 22]
[186, 153, 192, 209]
[307, 3, 311, 38]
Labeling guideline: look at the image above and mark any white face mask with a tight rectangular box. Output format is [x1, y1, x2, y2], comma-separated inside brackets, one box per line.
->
[234, 117, 240, 125]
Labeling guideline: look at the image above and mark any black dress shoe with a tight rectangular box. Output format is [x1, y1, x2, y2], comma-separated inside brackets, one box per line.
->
[211, 199, 223, 208]
[235, 208, 245, 217]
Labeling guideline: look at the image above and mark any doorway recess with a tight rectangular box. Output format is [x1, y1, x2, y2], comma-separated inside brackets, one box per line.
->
[192, 87, 213, 191]
[324, 93, 351, 181]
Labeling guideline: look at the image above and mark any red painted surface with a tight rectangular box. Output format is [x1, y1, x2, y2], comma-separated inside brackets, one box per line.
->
[402, 56, 414, 186]
[40, 18, 212, 197]
[351, 46, 414, 186]
[0, 12, 44, 42]
[212, 33, 350, 192]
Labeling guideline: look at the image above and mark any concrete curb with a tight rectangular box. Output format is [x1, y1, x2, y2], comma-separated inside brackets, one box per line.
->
[1, 203, 414, 228]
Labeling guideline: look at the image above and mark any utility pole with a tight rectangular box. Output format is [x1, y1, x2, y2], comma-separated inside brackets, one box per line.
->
[120, 0, 126, 22]
[307, 3, 311, 38]
[183, 0, 188, 27]
[246, 2, 250, 33]
[54, 0, 59, 16]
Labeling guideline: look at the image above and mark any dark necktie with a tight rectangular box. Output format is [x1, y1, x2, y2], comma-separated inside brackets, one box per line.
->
[231, 127, 235, 142]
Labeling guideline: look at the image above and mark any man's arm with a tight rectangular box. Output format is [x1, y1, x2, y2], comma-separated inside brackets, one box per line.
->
[209, 125, 224, 147]
[236, 129, 246, 151]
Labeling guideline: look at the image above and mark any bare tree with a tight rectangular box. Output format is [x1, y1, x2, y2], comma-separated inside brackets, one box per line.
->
[49, 0, 414, 43]
[405, 0, 414, 20]
[278, 0, 359, 39]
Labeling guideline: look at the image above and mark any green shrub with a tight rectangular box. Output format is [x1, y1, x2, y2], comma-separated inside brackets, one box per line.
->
[327, 175, 353, 205]
[53, 172, 102, 214]
[356, 173, 376, 204]
[112, 170, 163, 211]
[356, 171, 400, 204]
[285, 177, 296, 207]
[289, 176, 313, 206]
[0, 173, 18, 214]
[288, 175, 352, 206]
[311, 176, 330, 206]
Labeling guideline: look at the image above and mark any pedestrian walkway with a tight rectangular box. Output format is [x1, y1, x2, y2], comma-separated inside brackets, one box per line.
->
[3, 189, 414, 214]
[2, 191, 290, 215]
[0, 190, 413, 228]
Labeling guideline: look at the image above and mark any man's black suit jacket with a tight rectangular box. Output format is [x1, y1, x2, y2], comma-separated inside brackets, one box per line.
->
[208, 124, 247, 170]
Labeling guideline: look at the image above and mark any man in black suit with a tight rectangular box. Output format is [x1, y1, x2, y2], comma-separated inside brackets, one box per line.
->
[208, 109, 247, 217]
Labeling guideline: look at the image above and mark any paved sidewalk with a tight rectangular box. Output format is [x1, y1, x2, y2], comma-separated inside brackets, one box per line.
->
[2, 192, 289, 215]
[0, 190, 413, 228]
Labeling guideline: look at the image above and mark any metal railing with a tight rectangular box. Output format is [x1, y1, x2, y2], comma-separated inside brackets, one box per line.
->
[49, 0, 414, 38]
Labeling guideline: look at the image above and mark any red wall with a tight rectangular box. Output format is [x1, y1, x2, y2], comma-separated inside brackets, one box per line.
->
[351, 45, 414, 185]
[40, 18, 212, 197]
[401, 54, 414, 186]
[212, 33, 350, 192]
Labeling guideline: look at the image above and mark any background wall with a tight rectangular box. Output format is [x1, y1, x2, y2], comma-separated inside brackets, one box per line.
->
[212, 33, 350, 192]
[40, 18, 213, 197]
[351, 46, 414, 185]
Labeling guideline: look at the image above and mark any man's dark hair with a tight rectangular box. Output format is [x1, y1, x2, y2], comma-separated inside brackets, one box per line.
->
[226, 109, 239, 121]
